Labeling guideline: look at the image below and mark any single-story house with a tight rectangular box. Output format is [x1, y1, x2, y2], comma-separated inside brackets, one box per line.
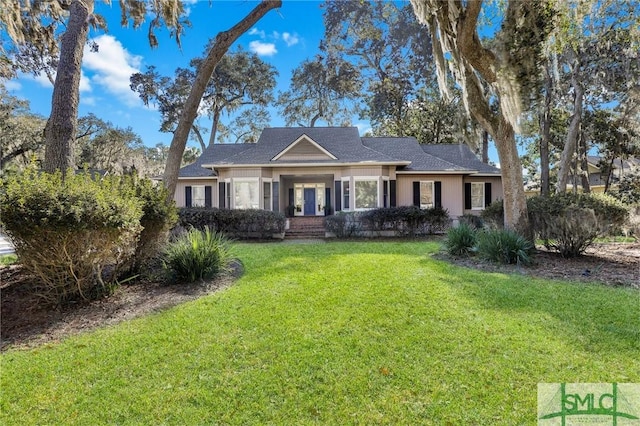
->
[174, 127, 502, 219]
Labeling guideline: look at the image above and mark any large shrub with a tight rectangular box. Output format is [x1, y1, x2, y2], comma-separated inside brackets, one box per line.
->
[476, 229, 534, 265]
[445, 223, 478, 256]
[527, 193, 629, 257]
[324, 212, 362, 238]
[178, 208, 285, 239]
[0, 168, 143, 304]
[125, 177, 178, 274]
[164, 227, 233, 283]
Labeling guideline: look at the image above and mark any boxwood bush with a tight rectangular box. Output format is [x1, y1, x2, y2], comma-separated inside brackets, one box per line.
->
[178, 208, 285, 239]
[0, 168, 143, 304]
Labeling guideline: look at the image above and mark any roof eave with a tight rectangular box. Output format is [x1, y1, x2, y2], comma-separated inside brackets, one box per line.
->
[201, 161, 411, 168]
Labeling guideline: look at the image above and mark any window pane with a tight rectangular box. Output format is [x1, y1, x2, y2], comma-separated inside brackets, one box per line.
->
[355, 180, 378, 209]
[192, 185, 205, 207]
[234, 180, 259, 209]
[420, 182, 433, 209]
[343, 180, 350, 210]
[471, 183, 484, 209]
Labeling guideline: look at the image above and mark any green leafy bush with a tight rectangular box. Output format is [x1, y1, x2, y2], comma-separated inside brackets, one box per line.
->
[445, 224, 478, 256]
[476, 229, 534, 265]
[324, 212, 361, 238]
[0, 168, 143, 304]
[125, 177, 178, 274]
[527, 193, 629, 257]
[164, 227, 233, 283]
[480, 199, 504, 229]
[458, 214, 484, 229]
[179, 208, 285, 239]
[327, 206, 451, 238]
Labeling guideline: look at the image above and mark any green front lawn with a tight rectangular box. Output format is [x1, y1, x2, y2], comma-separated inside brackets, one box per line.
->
[2, 241, 638, 424]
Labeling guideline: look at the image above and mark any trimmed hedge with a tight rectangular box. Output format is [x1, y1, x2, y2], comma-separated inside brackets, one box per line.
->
[325, 206, 451, 238]
[178, 208, 285, 239]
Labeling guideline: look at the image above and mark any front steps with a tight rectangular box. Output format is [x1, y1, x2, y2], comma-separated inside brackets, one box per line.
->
[285, 217, 326, 239]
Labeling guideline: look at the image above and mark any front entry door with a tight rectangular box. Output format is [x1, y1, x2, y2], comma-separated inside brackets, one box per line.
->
[303, 188, 316, 215]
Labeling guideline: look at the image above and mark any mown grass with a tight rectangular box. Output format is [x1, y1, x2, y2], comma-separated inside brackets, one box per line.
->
[2, 241, 638, 424]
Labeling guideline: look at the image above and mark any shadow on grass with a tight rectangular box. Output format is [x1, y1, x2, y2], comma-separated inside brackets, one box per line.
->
[423, 259, 640, 353]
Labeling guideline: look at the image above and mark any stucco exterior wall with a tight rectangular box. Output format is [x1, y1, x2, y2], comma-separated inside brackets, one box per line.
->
[396, 174, 465, 217]
[174, 179, 218, 207]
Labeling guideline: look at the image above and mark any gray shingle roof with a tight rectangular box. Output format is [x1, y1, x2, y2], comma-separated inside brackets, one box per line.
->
[217, 127, 399, 165]
[178, 127, 500, 177]
[421, 144, 501, 174]
[362, 137, 465, 172]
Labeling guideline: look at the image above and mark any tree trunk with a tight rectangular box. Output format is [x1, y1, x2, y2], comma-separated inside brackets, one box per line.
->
[208, 108, 221, 147]
[481, 130, 489, 164]
[556, 59, 583, 193]
[495, 117, 532, 239]
[579, 131, 590, 193]
[539, 65, 552, 197]
[163, 0, 281, 199]
[191, 125, 206, 152]
[43, 0, 93, 174]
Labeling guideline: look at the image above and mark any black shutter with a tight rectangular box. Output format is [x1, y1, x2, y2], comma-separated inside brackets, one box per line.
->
[484, 182, 492, 207]
[325, 188, 331, 208]
[272, 182, 279, 212]
[204, 186, 212, 208]
[434, 181, 442, 209]
[413, 181, 420, 206]
[288, 188, 294, 206]
[335, 181, 342, 211]
[218, 182, 225, 208]
[185, 186, 192, 207]
[464, 182, 472, 210]
[390, 180, 396, 207]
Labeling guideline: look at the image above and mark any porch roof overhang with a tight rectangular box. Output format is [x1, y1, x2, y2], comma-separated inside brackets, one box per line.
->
[396, 169, 477, 175]
[177, 175, 218, 180]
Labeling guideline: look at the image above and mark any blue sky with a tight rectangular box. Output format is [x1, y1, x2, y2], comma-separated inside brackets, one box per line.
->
[6, 1, 353, 149]
[5, 0, 500, 163]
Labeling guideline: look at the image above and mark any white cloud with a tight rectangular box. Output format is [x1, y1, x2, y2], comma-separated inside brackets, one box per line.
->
[248, 27, 266, 38]
[249, 41, 277, 57]
[272, 30, 280, 39]
[282, 32, 300, 47]
[355, 123, 373, 135]
[83, 34, 142, 106]
[4, 80, 22, 91]
[80, 96, 97, 106]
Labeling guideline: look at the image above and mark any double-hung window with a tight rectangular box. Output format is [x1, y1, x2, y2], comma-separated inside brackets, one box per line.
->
[234, 179, 259, 209]
[342, 179, 350, 211]
[471, 182, 485, 210]
[192, 185, 206, 207]
[420, 181, 434, 209]
[354, 178, 379, 210]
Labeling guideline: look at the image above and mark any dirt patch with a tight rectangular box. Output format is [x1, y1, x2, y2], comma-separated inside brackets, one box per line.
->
[0, 261, 243, 351]
[435, 242, 639, 289]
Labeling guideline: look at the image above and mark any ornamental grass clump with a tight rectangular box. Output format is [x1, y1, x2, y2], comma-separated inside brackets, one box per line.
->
[476, 229, 534, 266]
[164, 227, 233, 283]
[445, 223, 478, 256]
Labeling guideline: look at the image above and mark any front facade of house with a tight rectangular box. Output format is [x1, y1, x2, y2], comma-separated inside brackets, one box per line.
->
[175, 127, 502, 219]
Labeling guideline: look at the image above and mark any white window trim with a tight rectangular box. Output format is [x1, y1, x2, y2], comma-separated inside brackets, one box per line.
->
[419, 181, 434, 209]
[341, 177, 351, 211]
[354, 176, 380, 211]
[471, 182, 485, 210]
[191, 184, 206, 207]
[232, 178, 260, 210]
